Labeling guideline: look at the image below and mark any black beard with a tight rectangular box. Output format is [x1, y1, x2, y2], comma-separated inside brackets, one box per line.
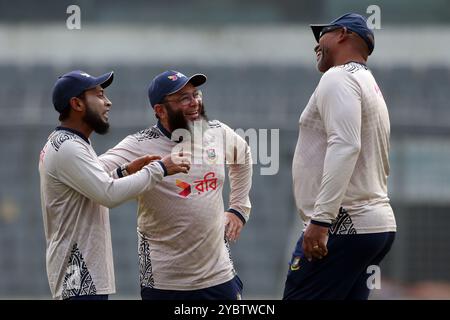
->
[83, 104, 109, 135]
[166, 101, 208, 132]
[166, 105, 189, 131]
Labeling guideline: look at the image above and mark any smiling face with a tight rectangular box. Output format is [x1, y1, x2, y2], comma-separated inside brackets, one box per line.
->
[166, 83, 202, 121]
[81, 85, 112, 134]
[314, 27, 342, 73]
[159, 83, 205, 131]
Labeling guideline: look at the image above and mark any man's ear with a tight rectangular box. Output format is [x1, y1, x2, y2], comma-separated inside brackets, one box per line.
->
[154, 104, 166, 119]
[69, 97, 84, 112]
[337, 27, 350, 43]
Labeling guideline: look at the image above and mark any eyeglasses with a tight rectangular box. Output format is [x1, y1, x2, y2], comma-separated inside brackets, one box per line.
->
[163, 90, 202, 107]
[319, 25, 352, 39]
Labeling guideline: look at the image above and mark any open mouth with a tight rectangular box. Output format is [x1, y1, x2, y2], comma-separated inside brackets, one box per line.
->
[103, 110, 110, 120]
[185, 111, 199, 119]
[316, 49, 322, 61]
[314, 44, 322, 62]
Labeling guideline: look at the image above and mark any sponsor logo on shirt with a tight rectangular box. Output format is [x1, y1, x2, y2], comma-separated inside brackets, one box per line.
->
[175, 171, 218, 197]
[193, 172, 218, 194]
[176, 179, 191, 197]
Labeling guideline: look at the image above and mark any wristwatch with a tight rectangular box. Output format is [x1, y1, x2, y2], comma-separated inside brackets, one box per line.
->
[117, 163, 129, 178]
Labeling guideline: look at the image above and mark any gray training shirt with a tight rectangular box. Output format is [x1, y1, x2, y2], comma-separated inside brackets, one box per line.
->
[39, 127, 164, 299]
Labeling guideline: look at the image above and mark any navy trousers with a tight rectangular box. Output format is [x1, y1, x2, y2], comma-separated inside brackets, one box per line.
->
[141, 275, 243, 300]
[283, 232, 395, 300]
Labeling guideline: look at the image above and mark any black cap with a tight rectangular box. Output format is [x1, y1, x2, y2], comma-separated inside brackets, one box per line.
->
[52, 70, 114, 113]
[310, 13, 375, 55]
[148, 70, 206, 108]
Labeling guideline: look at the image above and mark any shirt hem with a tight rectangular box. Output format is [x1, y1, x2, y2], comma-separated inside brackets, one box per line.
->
[53, 288, 116, 300]
[147, 272, 235, 291]
[349, 226, 397, 234]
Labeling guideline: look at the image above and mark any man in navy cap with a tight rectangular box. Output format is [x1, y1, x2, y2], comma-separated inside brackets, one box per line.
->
[284, 13, 396, 299]
[39, 70, 190, 300]
[99, 70, 252, 300]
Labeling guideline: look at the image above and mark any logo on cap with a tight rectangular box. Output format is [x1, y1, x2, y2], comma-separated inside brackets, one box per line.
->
[167, 72, 185, 81]
[80, 72, 91, 78]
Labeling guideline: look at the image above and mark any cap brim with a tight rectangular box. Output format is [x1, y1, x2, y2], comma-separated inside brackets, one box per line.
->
[167, 73, 207, 95]
[187, 73, 207, 87]
[89, 71, 114, 90]
[310, 24, 332, 42]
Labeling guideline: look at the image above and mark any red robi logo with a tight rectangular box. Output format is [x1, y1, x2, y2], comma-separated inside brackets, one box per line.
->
[176, 180, 191, 197]
[175, 172, 218, 197]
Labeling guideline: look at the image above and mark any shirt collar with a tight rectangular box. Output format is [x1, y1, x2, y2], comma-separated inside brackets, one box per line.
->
[55, 126, 90, 145]
[156, 121, 184, 143]
[156, 120, 172, 139]
[346, 61, 368, 68]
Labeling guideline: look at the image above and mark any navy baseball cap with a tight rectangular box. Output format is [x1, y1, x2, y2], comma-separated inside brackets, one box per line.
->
[310, 13, 375, 55]
[148, 70, 206, 108]
[52, 70, 114, 113]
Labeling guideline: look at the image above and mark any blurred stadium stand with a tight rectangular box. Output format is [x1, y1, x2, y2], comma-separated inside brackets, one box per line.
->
[1, 0, 450, 299]
[1, 0, 449, 24]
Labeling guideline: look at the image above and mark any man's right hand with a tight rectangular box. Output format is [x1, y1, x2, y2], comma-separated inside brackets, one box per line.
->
[127, 155, 161, 175]
[160, 153, 191, 175]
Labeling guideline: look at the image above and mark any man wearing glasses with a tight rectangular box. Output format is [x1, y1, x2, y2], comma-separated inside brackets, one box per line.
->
[284, 13, 396, 299]
[99, 70, 252, 300]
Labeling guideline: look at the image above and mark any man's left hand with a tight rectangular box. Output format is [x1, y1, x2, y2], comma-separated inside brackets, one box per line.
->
[224, 211, 244, 242]
[302, 223, 329, 262]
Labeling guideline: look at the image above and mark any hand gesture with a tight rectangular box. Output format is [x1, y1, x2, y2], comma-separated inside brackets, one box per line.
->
[127, 155, 161, 175]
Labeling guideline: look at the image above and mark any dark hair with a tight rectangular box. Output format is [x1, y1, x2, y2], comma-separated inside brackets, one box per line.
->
[154, 99, 168, 120]
[58, 106, 71, 121]
[59, 92, 86, 121]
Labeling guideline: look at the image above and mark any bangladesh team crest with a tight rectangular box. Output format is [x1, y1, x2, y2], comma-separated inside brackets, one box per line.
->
[290, 256, 301, 271]
[207, 148, 216, 161]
